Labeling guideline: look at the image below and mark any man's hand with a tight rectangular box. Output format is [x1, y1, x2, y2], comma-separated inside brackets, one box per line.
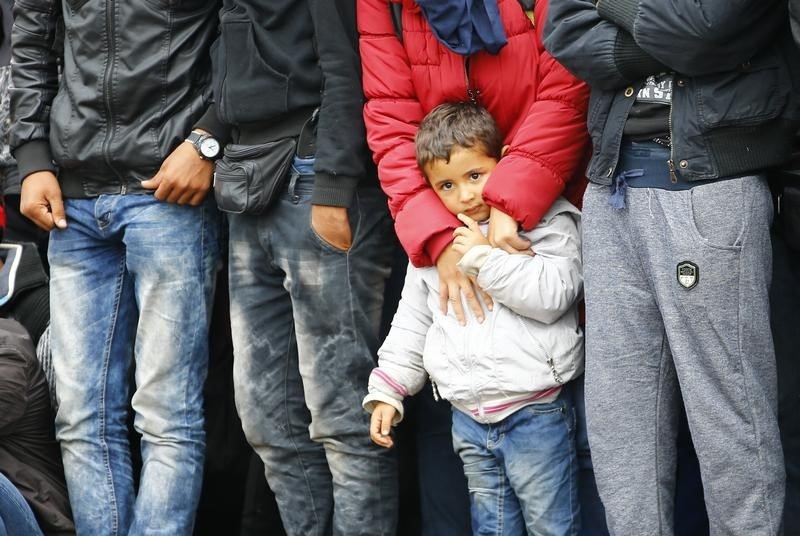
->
[141, 141, 213, 205]
[487, 206, 532, 255]
[436, 244, 492, 325]
[452, 213, 490, 255]
[311, 205, 352, 251]
[20, 171, 67, 231]
[369, 403, 397, 448]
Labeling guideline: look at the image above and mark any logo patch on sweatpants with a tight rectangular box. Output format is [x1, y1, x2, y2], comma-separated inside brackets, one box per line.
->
[677, 261, 698, 289]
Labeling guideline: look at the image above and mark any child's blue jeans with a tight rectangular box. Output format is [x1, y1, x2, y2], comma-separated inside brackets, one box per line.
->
[451, 389, 580, 535]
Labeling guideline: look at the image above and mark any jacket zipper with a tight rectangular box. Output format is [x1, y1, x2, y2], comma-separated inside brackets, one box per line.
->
[517, 316, 564, 385]
[464, 57, 480, 104]
[102, 2, 125, 191]
[462, 312, 484, 418]
[666, 78, 678, 184]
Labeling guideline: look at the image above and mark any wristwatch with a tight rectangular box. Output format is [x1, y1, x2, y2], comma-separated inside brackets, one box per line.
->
[186, 131, 222, 160]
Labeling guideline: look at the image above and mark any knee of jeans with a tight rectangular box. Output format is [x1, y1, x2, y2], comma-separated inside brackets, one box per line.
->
[461, 458, 503, 494]
[132, 405, 205, 449]
[130, 382, 204, 443]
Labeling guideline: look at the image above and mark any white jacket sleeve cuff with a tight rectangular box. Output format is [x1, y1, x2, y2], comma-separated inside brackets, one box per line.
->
[456, 244, 493, 277]
[362, 393, 405, 425]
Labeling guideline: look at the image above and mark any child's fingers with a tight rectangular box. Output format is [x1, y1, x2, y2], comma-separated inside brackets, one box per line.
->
[370, 412, 383, 440]
[378, 409, 393, 436]
[457, 212, 479, 230]
[452, 226, 476, 239]
[370, 408, 395, 448]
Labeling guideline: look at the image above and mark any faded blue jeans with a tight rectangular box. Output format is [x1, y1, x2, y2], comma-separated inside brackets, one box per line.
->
[452, 389, 580, 536]
[48, 194, 221, 536]
[228, 158, 398, 536]
[0, 472, 43, 536]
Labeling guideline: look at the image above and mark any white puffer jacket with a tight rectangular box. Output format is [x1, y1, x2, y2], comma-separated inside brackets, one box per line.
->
[364, 198, 585, 424]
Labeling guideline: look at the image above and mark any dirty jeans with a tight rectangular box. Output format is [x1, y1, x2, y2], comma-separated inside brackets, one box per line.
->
[228, 158, 398, 536]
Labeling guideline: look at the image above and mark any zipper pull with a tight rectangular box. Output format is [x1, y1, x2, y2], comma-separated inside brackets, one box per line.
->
[468, 87, 481, 105]
[667, 159, 678, 184]
[463, 57, 480, 104]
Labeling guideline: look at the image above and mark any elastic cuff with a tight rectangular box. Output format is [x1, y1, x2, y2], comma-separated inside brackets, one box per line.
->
[614, 31, 668, 81]
[426, 229, 457, 265]
[363, 394, 405, 425]
[192, 106, 231, 143]
[597, 0, 639, 34]
[311, 172, 359, 207]
[456, 245, 493, 277]
[13, 141, 57, 182]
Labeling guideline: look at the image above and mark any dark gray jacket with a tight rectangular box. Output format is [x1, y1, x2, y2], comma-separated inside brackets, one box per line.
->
[10, 0, 224, 198]
[544, 0, 800, 185]
[213, 0, 378, 208]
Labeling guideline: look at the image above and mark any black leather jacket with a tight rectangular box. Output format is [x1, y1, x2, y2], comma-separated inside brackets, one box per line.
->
[544, 0, 800, 185]
[10, 0, 224, 198]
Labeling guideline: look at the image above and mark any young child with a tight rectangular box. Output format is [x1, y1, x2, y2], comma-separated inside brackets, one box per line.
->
[363, 103, 584, 535]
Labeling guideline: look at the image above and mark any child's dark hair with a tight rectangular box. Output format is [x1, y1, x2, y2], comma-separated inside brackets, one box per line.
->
[415, 102, 503, 175]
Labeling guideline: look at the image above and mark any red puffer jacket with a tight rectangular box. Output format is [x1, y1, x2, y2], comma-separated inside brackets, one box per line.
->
[359, 0, 590, 267]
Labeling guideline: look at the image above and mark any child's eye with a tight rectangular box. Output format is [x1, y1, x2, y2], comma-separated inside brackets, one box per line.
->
[440, 182, 454, 191]
[469, 172, 482, 181]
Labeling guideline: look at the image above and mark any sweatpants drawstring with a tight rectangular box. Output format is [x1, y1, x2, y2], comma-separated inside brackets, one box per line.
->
[608, 168, 644, 209]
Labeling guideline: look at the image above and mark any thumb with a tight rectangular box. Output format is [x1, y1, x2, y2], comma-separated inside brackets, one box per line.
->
[47, 191, 67, 229]
[507, 232, 532, 250]
[140, 172, 161, 189]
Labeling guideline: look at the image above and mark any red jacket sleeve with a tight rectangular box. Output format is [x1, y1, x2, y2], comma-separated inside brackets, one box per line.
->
[482, 0, 590, 228]
[358, 0, 459, 267]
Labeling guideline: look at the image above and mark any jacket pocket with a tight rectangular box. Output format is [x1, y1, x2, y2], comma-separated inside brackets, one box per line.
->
[213, 8, 290, 124]
[696, 49, 787, 128]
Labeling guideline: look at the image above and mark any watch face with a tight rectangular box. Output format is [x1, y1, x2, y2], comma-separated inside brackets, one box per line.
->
[200, 137, 221, 158]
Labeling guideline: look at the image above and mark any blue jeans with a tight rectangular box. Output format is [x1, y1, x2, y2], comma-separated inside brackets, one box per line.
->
[451, 390, 580, 536]
[0, 472, 43, 536]
[48, 194, 221, 535]
[228, 159, 398, 536]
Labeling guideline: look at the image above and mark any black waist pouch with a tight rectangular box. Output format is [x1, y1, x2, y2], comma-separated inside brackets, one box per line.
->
[213, 137, 297, 215]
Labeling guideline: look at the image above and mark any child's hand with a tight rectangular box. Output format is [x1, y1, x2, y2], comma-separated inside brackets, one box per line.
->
[452, 213, 491, 255]
[487, 207, 532, 256]
[369, 403, 397, 448]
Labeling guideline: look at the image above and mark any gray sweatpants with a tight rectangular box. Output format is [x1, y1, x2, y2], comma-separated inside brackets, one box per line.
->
[582, 177, 785, 535]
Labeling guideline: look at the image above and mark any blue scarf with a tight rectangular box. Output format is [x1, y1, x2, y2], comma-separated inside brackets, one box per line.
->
[416, 0, 508, 56]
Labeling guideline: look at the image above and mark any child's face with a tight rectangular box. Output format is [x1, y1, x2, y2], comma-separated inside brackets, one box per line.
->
[424, 146, 497, 222]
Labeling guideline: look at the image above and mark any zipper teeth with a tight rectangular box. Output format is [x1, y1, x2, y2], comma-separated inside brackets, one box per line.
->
[464, 56, 479, 104]
[102, 2, 124, 190]
[463, 57, 470, 101]
[667, 77, 677, 184]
